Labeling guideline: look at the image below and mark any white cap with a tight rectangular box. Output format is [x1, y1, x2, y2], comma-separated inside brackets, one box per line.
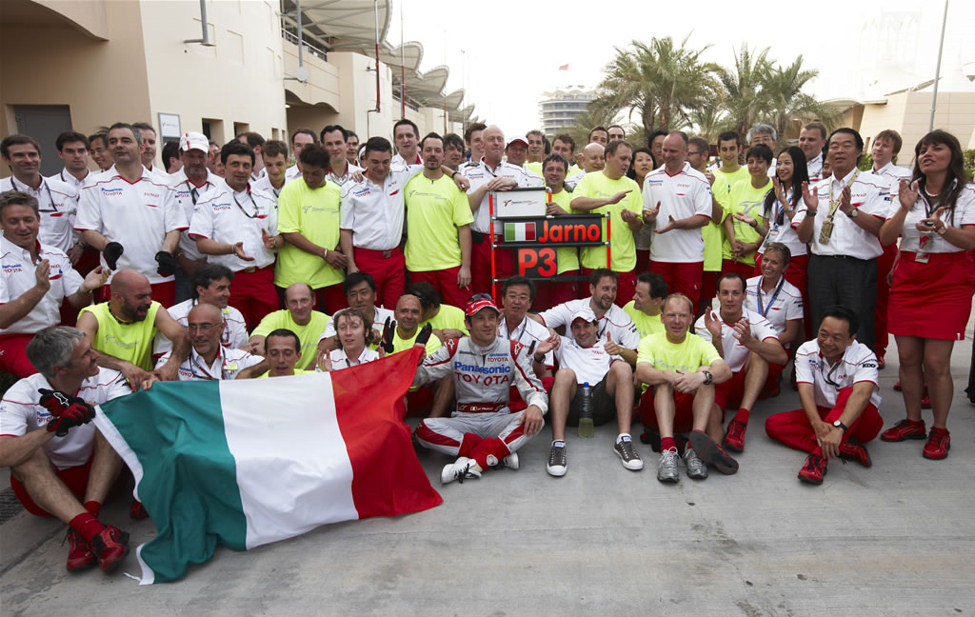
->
[570, 308, 597, 324]
[179, 131, 209, 153]
[506, 135, 528, 149]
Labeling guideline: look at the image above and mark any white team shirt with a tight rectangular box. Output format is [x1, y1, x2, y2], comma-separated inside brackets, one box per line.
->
[807, 153, 824, 183]
[791, 169, 890, 260]
[553, 336, 622, 385]
[327, 163, 363, 187]
[499, 315, 553, 364]
[391, 152, 422, 173]
[326, 346, 380, 370]
[694, 308, 780, 372]
[339, 166, 424, 251]
[252, 174, 287, 200]
[284, 164, 301, 182]
[565, 170, 587, 191]
[152, 298, 248, 357]
[873, 162, 911, 192]
[744, 276, 803, 337]
[886, 183, 975, 254]
[0, 368, 129, 469]
[0, 176, 79, 253]
[47, 168, 96, 193]
[168, 168, 219, 261]
[538, 298, 640, 349]
[156, 346, 261, 381]
[0, 236, 84, 335]
[643, 163, 712, 263]
[75, 165, 188, 284]
[794, 338, 881, 410]
[188, 178, 278, 271]
[320, 305, 394, 339]
[757, 188, 807, 257]
[462, 159, 543, 235]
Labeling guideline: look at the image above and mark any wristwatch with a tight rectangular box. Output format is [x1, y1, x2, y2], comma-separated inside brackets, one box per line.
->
[833, 420, 848, 432]
[702, 370, 713, 386]
[847, 208, 859, 219]
[936, 225, 948, 236]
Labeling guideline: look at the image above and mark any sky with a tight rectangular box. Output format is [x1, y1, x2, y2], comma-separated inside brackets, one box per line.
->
[394, 0, 975, 134]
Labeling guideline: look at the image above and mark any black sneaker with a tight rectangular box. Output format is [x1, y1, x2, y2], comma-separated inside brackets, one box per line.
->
[689, 431, 739, 475]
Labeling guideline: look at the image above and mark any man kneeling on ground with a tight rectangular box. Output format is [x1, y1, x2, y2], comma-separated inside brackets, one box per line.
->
[0, 326, 131, 573]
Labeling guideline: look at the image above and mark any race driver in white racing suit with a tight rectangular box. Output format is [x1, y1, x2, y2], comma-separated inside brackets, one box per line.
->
[413, 294, 548, 484]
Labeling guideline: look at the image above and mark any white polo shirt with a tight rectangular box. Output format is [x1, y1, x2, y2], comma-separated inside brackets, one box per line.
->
[744, 276, 803, 337]
[47, 168, 96, 193]
[285, 164, 301, 182]
[152, 298, 249, 357]
[553, 336, 622, 386]
[807, 153, 824, 183]
[462, 159, 543, 235]
[327, 163, 363, 187]
[320, 305, 394, 339]
[886, 183, 975, 254]
[339, 166, 424, 251]
[873, 161, 911, 192]
[565, 170, 587, 191]
[795, 338, 881, 410]
[391, 152, 422, 173]
[0, 176, 79, 253]
[188, 178, 278, 271]
[757, 188, 806, 258]
[791, 169, 890, 260]
[252, 174, 287, 200]
[693, 308, 779, 372]
[538, 298, 640, 349]
[156, 346, 261, 381]
[499, 315, 553, 364]
[75, 165, 187, 284]
[168, 168, 219, 261]
[0, 368, 129, 469]
[643, 163, 712, 263]
[326, 346, 380, 370]
[0, 236, 84, 335]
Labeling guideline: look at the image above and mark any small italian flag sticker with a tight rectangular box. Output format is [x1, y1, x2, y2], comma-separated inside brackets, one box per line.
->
[504, 222, 537, 242]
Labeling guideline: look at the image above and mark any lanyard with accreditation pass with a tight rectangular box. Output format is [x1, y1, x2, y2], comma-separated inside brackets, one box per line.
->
[755, 276, 785, 318]
[819, 171, 858, 245]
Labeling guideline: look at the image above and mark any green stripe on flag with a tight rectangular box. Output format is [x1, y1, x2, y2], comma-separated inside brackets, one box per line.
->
[504, 222, 515, 242]
[99, 381, 248, 583]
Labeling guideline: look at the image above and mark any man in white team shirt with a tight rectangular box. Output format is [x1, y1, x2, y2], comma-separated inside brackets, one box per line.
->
[155, 303, 263, 381]
[391, 119, 422, 170]
[48, 131, 97, 192]
[153, 263, 248, 358]
[499, 276, 555, 379]
[542, 307, 643, 477]
[793, 127, 890, 351]
[320, 125, 362, 186]
[1, 134, 81, 258]
[168, 131, 218, 302]
[695, 273, 787, 452]
[0, 192, 108, 377]
[534, 269, 641, 364]
[462, 125, 543, 294]
[643, 131, 713, 311]
[253, 140, 290, 199]
[75, 122, 187, 307]
[285, 128, 317, 182]
[799, 122, 827, 183]
[765, 306, 883, 484]
[189, 141, 280, 330]
[0, 327, 132, 573]
[132, 122, 167, 182]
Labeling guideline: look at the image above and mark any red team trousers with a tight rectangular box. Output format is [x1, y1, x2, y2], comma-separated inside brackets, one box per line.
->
[764, 387, 883, 456]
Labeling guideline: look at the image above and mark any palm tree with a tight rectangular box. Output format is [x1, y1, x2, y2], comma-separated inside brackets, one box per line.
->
[763, 55, 839, 140]
[717, 45, 773, 141]
[593, 35, 722, 134]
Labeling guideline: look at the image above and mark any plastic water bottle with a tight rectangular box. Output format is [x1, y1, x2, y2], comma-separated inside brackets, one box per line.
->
[578, 382, 595, 438]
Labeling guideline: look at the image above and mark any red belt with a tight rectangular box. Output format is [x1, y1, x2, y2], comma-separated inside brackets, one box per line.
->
[457, 402, 506, 413]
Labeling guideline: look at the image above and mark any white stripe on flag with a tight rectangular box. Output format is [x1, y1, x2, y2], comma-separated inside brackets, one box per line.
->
[218, 374, 358, 549]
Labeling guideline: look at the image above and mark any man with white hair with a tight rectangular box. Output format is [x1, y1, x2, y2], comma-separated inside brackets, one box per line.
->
[565, 142, 605, 190]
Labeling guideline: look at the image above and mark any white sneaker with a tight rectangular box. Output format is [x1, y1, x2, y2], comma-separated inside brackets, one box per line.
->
[546, 443, 567, 477]
[614, 438, 644, 471]
[441, 457, 481, 485]
[500, 452, 519, 470]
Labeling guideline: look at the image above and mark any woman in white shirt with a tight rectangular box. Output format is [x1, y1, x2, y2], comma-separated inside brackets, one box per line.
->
[319, 308, 380, 371]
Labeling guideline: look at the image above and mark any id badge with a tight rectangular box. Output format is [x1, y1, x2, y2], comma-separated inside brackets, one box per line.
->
[916, 233, 931, 263]
[818, 218, 834, 245]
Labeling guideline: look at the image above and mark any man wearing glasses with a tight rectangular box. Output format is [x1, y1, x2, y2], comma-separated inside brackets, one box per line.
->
[765, 306, 883, 484]
[155, 303, 263, 381]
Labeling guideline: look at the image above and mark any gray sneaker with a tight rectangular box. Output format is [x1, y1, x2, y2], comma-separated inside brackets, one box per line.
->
[614, 438, 644, 471]
[657, 448, 680, 483]
[546, 443, 567, 477]
[683, 447, 708, 480]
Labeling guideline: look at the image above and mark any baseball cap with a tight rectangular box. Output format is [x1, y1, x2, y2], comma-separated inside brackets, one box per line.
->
[570, 308, 598, 324]
[465, 294, 501, 317]
[179, 131, 209, 153]
[506, 136, 528, 149]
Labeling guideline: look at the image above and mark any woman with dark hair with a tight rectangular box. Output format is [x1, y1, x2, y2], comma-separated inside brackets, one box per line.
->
[628, 147, 655, 274]
[647, 130, 667, 168]
[878, 130, 975, 460]
[755, 146, 809, 281]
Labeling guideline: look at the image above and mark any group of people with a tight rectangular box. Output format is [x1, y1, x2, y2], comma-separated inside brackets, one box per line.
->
[0, 116, 972, 576]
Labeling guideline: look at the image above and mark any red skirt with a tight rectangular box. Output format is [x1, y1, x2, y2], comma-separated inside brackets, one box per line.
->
[888, 251, 975, 341]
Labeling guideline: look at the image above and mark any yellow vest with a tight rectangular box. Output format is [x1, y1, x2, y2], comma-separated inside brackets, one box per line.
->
[80, 301, 160, 371]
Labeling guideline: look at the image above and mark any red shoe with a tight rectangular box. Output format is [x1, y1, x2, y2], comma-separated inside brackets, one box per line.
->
[90, 525, 129, 573]
[722, 419, 747, 453]
[921, 388, 932, 409]
[798, 454, 827, 485]
[893, 381, 902, 392]
[880, 419, 926, 442]
[130, 499, 148, 520]
[65, 528, 95, 572]
[922, 427, 951, 460]
[838, 438, 872, 467]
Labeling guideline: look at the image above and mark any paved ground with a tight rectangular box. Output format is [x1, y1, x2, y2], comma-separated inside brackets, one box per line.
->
[2, 335, 974, 616]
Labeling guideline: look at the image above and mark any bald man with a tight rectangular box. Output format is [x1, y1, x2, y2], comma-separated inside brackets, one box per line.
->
[155, 303, 264, 380]
[565, 143, 605, 190]
[76, 269, 189, 389]
[461, 125, 543, 294]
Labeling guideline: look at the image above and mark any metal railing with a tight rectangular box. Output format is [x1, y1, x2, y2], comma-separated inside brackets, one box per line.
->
[281, 27, 328, 63]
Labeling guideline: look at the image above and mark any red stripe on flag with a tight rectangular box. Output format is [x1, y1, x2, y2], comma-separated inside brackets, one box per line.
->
[525, 222, 536, 241]
[331, 348, 443, 518]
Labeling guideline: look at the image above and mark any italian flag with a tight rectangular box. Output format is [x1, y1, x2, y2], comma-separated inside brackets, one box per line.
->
[93, 348, 441, 584]
[503, 221, 536, 242]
